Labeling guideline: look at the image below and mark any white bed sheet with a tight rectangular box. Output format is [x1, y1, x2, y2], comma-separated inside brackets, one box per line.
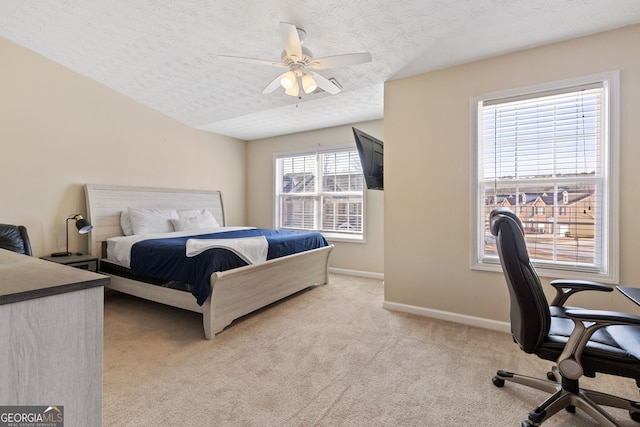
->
[106, 226, 254, 268]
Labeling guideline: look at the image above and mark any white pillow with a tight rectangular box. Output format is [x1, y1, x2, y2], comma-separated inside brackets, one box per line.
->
[127, 208, 178, 235]
[177, 209, 220, 228]
[170, 217, 200, 232]
[120, 211, 134, 236]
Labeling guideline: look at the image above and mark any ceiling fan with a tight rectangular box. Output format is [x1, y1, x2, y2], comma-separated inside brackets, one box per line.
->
[218, 22, 371, 97]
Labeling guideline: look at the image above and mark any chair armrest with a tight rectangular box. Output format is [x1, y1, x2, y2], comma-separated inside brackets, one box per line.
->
[556, 308, 640, 379]
[549, 279, 613, 306]
[564, 309, 640, 326]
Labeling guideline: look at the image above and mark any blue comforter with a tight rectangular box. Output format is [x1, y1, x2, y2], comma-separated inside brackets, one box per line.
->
[130, 228, 328, 305]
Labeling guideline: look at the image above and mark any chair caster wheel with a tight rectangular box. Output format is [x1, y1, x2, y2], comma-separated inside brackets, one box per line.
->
[528, 408, 546, 424]
[522, 420, 536, 427]
[629, 410, 640, 422]
[492, 376, 505, 387]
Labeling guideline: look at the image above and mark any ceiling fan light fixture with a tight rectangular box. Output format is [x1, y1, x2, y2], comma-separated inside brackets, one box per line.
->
[301, 73, 317, 93]
[285, 82, 299, 97]
[223, 23, 371, 97]
[280, 71, 296, 89]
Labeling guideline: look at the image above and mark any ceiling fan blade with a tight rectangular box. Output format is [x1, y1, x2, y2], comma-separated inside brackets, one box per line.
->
[307, 71, 341, 95]
[308, 52, 372, 69]
[263, 71, 289, 93]
[279, 22, 302, 59]
[217, 55, 286, 68]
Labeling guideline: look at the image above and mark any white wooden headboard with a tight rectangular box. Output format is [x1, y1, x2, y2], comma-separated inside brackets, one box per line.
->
[84, 184, 225, 258]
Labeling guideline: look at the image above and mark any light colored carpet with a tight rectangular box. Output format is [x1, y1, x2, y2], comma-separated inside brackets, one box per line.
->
[103, 274, 639, 426]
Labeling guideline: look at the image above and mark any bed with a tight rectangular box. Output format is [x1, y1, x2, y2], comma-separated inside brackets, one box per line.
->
[84, 184, 333, 339]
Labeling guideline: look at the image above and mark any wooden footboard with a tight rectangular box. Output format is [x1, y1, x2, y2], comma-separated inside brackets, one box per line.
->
[205, 244, 333, 338]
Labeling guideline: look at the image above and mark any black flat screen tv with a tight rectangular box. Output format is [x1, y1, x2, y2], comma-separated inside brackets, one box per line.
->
[353, 127, 383, 190]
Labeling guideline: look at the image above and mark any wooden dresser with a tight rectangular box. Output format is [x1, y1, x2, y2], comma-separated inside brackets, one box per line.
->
[0, 249, 109, 427]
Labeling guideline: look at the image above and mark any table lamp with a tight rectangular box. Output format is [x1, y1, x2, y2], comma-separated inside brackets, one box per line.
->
[50, 214, 93, 257]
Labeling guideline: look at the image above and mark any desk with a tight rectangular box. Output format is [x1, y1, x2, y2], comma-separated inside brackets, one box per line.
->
[617, 286, 640, 306]
[0, 249, 109, 427]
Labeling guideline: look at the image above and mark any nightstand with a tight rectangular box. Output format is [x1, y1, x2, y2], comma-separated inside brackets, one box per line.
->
[41, 254, 98, 272]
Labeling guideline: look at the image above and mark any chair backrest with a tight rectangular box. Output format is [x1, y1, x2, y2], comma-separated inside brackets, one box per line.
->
[490, 208, 550, 353]
[0, 224, 33, 256]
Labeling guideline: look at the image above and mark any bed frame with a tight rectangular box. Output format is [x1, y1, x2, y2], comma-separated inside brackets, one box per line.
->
[85, 184, 333, 339]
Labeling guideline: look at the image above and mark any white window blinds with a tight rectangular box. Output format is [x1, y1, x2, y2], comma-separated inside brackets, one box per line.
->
[482, 84, 603, 182]
[276, 147, 364, 240]
[473, 72, 619, 282]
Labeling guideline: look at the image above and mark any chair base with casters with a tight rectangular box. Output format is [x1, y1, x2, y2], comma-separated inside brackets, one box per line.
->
[492, 368, 640, 426]
[489, 207, 640, 427]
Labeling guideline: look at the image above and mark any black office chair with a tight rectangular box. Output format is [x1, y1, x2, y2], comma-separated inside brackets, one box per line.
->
[0, 223, 32, 256]
[489, 207, 640, 426]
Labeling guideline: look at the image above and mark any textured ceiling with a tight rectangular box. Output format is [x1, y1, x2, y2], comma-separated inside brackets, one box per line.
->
[2, 1, 640, 141]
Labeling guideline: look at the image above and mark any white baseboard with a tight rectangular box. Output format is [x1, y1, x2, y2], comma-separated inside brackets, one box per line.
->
[328, 270, 509, 333]
[382, 300, 511, 333]
[328, 267, 384, 281]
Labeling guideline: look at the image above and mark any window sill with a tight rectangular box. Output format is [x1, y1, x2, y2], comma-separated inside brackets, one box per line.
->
[323, 232, 364, 244]
[471, 260, 618, 284]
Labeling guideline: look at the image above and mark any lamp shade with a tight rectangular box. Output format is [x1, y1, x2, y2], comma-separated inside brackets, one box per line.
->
[280, 71, 296, 89]
[301, 73, 317, 93]
[75, 217, 93, 234]
[285, 81, 299, 97]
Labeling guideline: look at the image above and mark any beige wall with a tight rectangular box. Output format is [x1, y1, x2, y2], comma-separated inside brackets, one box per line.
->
[246, 121, 384, 275]
[1, 37, 246, 257]
[384, 24, 640, 323]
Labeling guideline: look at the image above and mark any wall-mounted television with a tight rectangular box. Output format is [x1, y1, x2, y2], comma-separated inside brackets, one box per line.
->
[353, 127, 383, 190]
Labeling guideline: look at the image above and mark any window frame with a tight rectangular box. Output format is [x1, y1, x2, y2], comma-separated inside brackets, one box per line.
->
[274, 145, 366, 243]
[470, 71, 620, 283]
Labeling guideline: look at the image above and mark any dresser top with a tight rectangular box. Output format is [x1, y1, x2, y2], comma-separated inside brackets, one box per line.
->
[0, 249, 108, 305]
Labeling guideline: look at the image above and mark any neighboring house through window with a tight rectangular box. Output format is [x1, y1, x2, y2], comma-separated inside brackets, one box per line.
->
[275, 146, 364, 241]
[472, 71, 619, 282]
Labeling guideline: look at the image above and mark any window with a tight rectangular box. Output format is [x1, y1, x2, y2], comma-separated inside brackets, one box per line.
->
[275, 147, 364, 241]
[472, 71, 619, 282]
